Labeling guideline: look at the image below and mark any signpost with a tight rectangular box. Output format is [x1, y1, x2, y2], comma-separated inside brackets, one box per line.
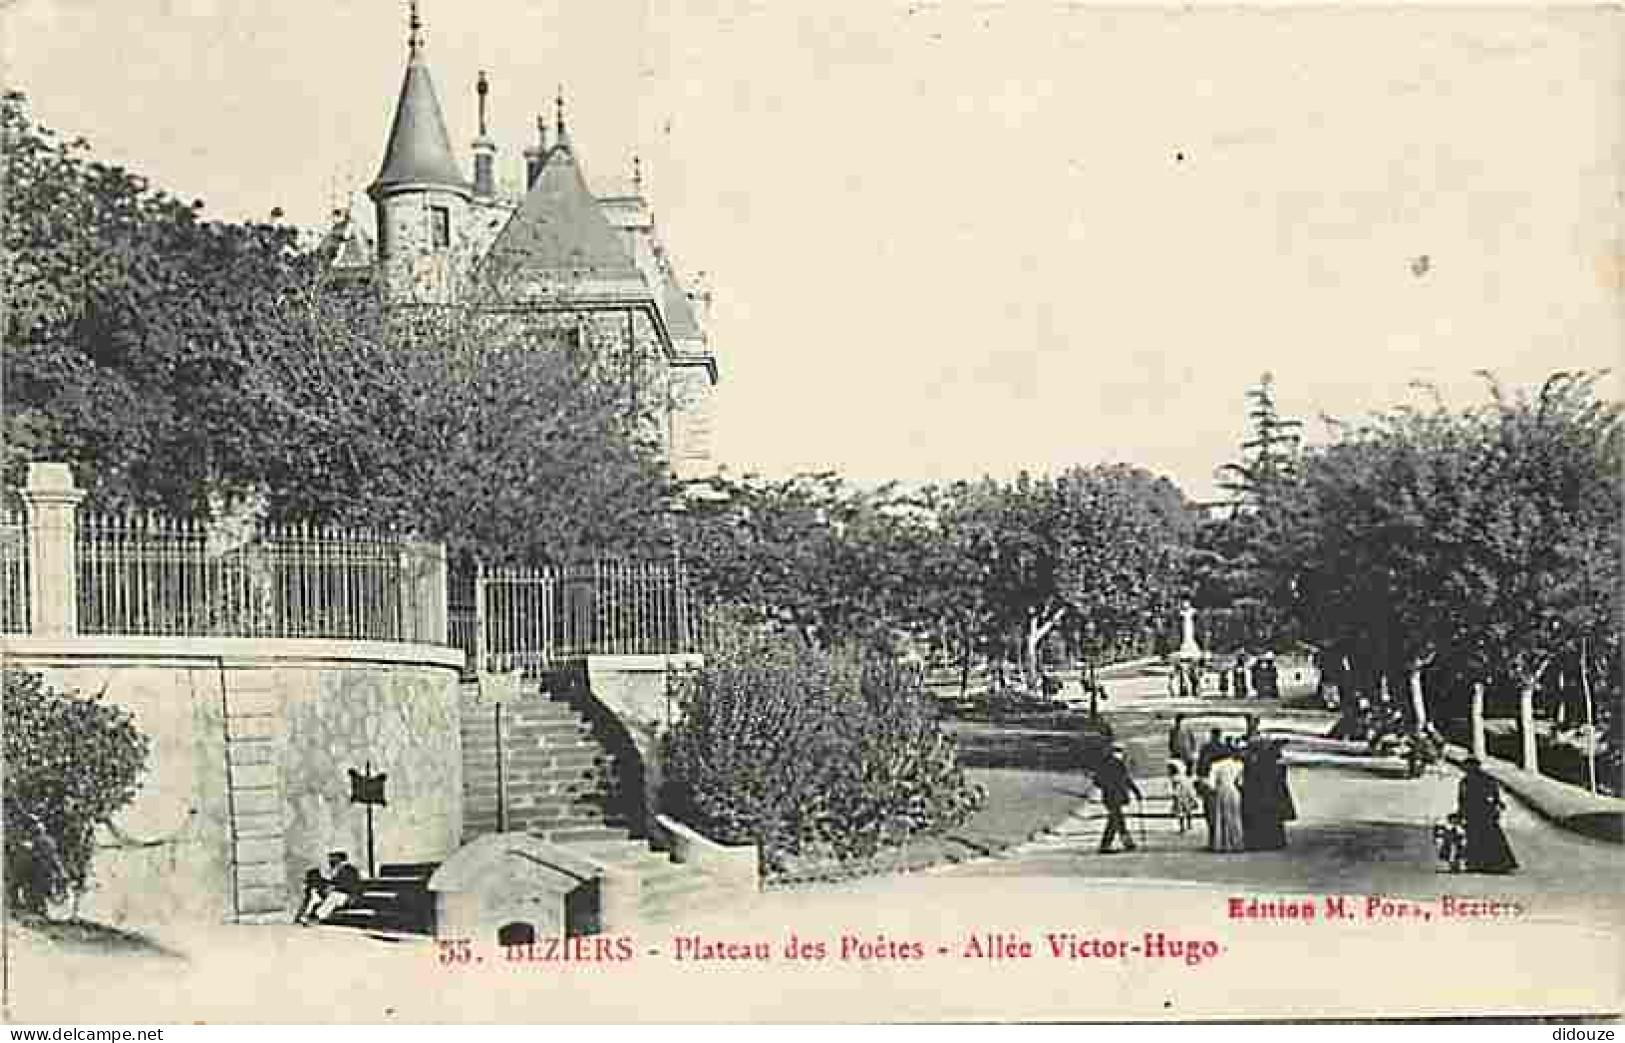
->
[348, 762, 387, 878]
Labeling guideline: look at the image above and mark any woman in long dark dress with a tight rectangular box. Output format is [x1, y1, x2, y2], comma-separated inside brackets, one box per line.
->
[1458, 758, 1518, 874]
[1241, 741, 1293, 850]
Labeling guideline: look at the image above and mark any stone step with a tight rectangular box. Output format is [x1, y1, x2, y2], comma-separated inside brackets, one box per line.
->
[536, 826, 634, 844]
[511, 703, 587, 722]
[310, 922, 433, 945]
[496, 774, 615, 792]
[501, 749, 609, 765]
[510, 749, 607, 767]
[500, 756, 611, 774]
[511, 810, 625, 828]
[640, 870, 714, 907]
[322, 905, 430, 935]
[357, 880, 431, 900]
[379, 861, 441, 879]
[635, 860, 701, 892]
[521, 721, 596, 738]
[569, 839, 658, 863]
[478, 779, 613, 797]
[512, 818, 627, 838]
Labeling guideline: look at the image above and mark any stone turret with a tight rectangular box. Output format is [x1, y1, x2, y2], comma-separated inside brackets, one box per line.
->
[367, 1, 471, 303]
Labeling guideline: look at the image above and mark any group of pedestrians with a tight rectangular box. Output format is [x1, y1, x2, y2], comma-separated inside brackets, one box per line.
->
[1221, 651, 1280, 699]
[1092, 718, 1299, 855]
[1180, 725, 1298, 853]
[1168, 652, 1282, 699]
[1159, 715, 1298, 853]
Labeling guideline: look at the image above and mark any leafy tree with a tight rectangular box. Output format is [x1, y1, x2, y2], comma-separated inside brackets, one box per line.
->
[1452, 372, 1621, 771]
[1193, 373, 1308, 652]
[1279, 370, 1620, 777]
[908, 482, 1002, 694]
[676, 473, 921, 647]
[4, 668, 150, 914]
[3, 91, 308, 516]
[1217, 372, 1304, 506]
[252, 294, 675, 565]
[968, 465, 1194, 689]
[1292, 398, 1488, 729]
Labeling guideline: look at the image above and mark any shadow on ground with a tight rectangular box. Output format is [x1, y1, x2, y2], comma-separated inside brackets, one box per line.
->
[11, 915, 185, 959]
[947, 717, 1112, 773]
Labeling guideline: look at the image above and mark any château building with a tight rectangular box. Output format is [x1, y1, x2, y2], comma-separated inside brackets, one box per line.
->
[327, 8, 718, 479]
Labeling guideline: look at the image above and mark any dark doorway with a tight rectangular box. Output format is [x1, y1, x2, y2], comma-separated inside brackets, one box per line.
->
[497, 921, 536, 947]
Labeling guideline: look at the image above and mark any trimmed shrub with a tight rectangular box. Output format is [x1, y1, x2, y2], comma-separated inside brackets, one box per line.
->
[661, 625, 983, 873]
[4, 668, 149, 914]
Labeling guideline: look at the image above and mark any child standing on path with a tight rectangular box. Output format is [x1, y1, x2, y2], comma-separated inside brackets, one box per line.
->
[1167, 759, 1199, 834]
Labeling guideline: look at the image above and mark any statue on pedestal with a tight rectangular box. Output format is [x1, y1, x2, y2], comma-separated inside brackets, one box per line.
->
[1174, 601, 1205, 698]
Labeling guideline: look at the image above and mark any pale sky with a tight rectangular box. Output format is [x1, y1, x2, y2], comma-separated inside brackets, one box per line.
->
[3, 2, 1620, 500]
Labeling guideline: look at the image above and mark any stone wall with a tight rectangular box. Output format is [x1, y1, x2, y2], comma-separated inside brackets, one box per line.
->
[6, 637, 463, 929]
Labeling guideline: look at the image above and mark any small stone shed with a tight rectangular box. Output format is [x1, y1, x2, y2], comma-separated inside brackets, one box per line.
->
[427, 833, 634, 943]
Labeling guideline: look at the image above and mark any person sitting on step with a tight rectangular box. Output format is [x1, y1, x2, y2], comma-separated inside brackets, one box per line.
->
[296, 850, 363, 925]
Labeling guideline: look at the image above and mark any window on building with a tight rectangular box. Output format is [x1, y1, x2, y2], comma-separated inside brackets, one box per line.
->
[429, 206, 451, 249]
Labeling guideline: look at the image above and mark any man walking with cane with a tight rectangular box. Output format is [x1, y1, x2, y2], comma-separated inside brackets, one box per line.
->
[1094, 742, 1143, 854]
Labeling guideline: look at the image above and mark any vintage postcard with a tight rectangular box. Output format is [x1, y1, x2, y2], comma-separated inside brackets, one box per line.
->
[1, 0, 1621, 1025]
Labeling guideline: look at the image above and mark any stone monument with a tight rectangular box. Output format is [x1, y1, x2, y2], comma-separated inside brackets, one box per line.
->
[1175, 602, 1204, 697]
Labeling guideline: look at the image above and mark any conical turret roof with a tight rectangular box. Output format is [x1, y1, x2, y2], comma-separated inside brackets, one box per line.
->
[369, 45, 468, 197]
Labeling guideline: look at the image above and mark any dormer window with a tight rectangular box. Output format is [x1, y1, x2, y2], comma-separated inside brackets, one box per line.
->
[429, 205, 451, 249]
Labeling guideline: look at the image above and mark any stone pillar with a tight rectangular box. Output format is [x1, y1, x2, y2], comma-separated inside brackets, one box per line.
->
[1470, 681, 1487, 760]
[23, 462, 86, 637]
[403, 541, 448, 645]
[595, 862, 640, 935]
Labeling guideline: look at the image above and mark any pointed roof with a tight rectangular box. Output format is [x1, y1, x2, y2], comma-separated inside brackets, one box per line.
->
[369, 43, 468, 198]
[482, 142, 646, 290]
[660, 264, 704, 342]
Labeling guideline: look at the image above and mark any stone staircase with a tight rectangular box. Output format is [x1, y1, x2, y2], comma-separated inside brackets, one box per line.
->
[575, 839, 751, 927]
[323, 861, 438, 936]
[303, 677, 750, 938]
[460, 679, 637, 846]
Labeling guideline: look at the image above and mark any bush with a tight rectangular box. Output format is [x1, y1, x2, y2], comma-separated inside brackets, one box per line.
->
[661, 625, 983, 873]
[4, 668, 149, 914]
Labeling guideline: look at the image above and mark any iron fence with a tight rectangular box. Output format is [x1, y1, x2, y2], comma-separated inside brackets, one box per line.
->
[0, 510, 28, 634]
[75, 513, 446, 643]
[453, 559, 703, 675]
